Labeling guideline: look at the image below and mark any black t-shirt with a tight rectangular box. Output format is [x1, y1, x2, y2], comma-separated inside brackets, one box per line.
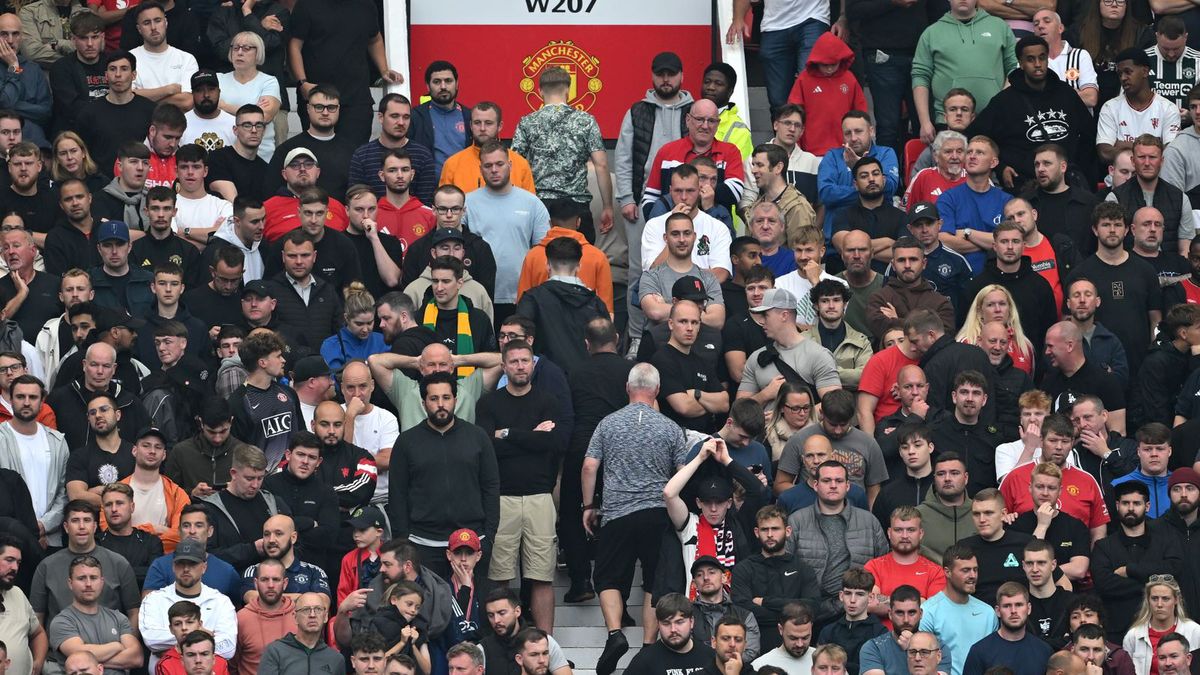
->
[77, 95, 157, 173]
[957, 530, 1033, 605]
[1028, 587, 1077, 646]
[183, 283, 243, 331]
[817, 322, 847, 354]
[721, 313, 768, 358]
[344, 230, 406, 298]
[65, 440, 136, 486]
[131, 233, 206, 288]
[0, 271, 62, 342]
[1134, 250, 1192, 287]
[431, 305, 495, 354]
[623, 641, 715, 675]
[721, 280, 747, 318]
[651, 343, 723, 433]
[1, 184, 61, 232]
[1009, 510, 1091, 567]
[1042, 359, 1127, 415]
[1069, 255, 1162, 372]
[833, 202, 908, 273]
[289, 0, 380, 106]
[206, 146, 269, 201]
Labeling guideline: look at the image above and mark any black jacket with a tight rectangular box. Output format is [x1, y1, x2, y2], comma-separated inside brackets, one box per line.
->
[730, 552, 821, 652]
[163, 431, 254, 496]
[46, 379, 148, 450]
[993, 354, 1034, 441]
[960, 257, 1059, 355]
[874, 407, 949, 480]
[1134, 339, 1200, 430]
[1163, 508, 1200, 620]
[968, 69, 1097, 185]
[408, 102, 471, 161]
[263, 467, 340, 565]
[1071, 432, 1137, 501]
[90, 265, 155, 318]
[134, 304, 211, 366]
[265, 272, 343, 351]
[928, 415, 1002, 495]
[1026, 188, 1095, 260]
[1091, 523, 1185, 640]
[515, 280, 609, 374]
[817, 615, 888, 675]
[919, 335, 997, 423]
[402, 224, 496, 299]
[314, 440, 377, 513]
[871, 471, 934, 529]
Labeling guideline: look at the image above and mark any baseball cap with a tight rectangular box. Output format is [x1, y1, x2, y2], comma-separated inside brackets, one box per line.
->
[283, 147, 318, 166]
[430, 227, 465, 246]
[135, 426, 168, 445]
[690, 555, 725, 576]
[750, 287, 798, 313]
[671, 275, 708, 303]
[1170, 467, 1200, 490]
[448, 528, 481, 553]
[348, 506, 386, 530]
[292, 355, 330, 383]
[96, 307, 146, 332]
[651, 51, 683, 74]
[191, 69, 219, 89]
[696, 476, 734, 501]
[97, 220, 130, 243]
[907, 201, 940, 225]
[174, 538, 206, 564]
[241, 280, 274, 299]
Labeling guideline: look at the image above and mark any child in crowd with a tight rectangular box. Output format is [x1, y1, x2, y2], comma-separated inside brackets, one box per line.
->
[338, 506, 387, 606]
[817, 568, 887, 674]
[155, 601, 231, 675]
[371, 581, 431, 675]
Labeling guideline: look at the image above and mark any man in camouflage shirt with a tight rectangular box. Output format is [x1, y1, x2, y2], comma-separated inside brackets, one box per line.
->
[512, 66, 614, 242]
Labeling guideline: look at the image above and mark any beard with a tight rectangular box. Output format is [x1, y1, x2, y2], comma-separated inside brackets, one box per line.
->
[1120, 512, 1145, 528]
[195, 98, 219, 116]
[1176, 499, 1198, 516]
[761, 538, 786, 554]
[265, 538, 293, 561]
[0, 570, 15, 591]
[663, 632, 690, 651]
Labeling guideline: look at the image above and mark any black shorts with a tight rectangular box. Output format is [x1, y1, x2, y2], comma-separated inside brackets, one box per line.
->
[592, 507, 669, 594]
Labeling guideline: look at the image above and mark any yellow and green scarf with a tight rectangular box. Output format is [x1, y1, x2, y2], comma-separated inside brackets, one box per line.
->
[423, 297, 475, 376]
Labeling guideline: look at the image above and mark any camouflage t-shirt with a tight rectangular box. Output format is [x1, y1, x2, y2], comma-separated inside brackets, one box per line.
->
[511, 103, 605, 203]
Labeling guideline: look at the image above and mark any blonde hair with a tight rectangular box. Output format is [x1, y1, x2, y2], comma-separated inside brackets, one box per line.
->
[956, 284, 1033, 363]
[51, 132, 99, 182]
[344, 282, 375, 321]
[1130, 578, 1190, 629]
[230, 31, 266, 67]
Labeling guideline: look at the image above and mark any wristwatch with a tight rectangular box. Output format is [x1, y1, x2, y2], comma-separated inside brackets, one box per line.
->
[693, 388, 702, 401]
[498, 429, 509, 440]
[964, 229, 973, 241]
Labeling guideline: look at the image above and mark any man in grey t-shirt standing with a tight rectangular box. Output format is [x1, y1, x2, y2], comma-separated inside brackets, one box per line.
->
[737, 288, 842, 412]
[582, 362, 690, 675]
[47, 554, 142, 675]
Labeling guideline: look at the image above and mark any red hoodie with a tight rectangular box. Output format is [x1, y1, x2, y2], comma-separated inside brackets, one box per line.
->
[376, 196, 436, 250]
[786, 32, 868, 156]
[156, 648, 230, 675]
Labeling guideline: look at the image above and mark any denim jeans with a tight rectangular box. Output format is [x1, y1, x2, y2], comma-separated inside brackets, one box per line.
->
[759, 18, 829, 110]
[864, 49, 915, 158]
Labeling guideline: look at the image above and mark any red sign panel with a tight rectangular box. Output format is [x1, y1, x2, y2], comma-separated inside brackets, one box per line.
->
[409, 1, 713, 138]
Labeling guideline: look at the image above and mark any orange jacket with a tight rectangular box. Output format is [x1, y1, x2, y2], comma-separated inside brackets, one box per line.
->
[101, 474, 191, 552]
[516, 227, 613, 313]
[439, 146, 536, 194]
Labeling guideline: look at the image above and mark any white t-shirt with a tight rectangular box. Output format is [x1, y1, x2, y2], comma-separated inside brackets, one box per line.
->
[775, 268, 847, 325]
[761, 0, 827, 32]
[344, 404, 400, 504]
[1096, 92, 1181, 146]
[183, 110, 236, 152]
[217, 71, 281, 162]
[131, 478, 168, 528]
[1048, 42, 1098, 93]
[641, 209, 733, 275]
[11, 425, 49, 515]
[301, 401, 315, 431]
[131, 45, 198, 92]
[174, 193, 233, 234]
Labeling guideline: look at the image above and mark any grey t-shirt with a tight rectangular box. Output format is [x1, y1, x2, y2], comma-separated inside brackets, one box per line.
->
[48, 604, 134, 674]
[738, 338, 841, 403]
[585, 402, 689, 523]
[639, 264, 724, 306]
[30, 546, 140, 627]
[778, 425, 889, 488]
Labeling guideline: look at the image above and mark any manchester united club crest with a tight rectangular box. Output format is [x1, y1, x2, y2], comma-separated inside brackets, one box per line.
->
[1065, 67, 1080, 82]
[520, 40, 602, 113]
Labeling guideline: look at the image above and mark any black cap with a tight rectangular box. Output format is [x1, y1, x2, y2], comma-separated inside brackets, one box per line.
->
[1115, 47, 1152, 68]
[174, 538, 206, 563]
[135, 426, 168, 445]
[690, 555, 726, 576]
[651, 51, 683, 74]
[670, 275, 707, 303]
[241, 280, 273, 299]
[291, 355, 330, 382]
[430, 227, 465, 246]
[348, 505, 386, 530]
[907, 201, 940, 225]
[191, 69, 219, 88]
[97, 308, 146, 332]
[696, 476, 734, 501]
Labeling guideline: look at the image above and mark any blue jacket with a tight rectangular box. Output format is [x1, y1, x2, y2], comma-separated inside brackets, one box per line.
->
[0, 54, 51, 133]
[817, 144, 899, 240]
[1112, 468, 1172, 518]
[320, 327, 388, 374]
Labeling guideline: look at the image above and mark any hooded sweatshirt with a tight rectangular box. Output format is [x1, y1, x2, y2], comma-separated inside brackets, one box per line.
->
[615, 88, 695, 206]
[375, 196, 436, 250]
[234, 596, 297, 675]
[516, 227, 614, 313]
[212, 218, 263, 282]
[514, 278, 610, 374]
[968, 68, 1096, 184]
[257, 633, 343, 675]
[911, 9, 1018, 123]
[1162, 124, 1200, 194]
[865, 276, 955, 340]
[916, 487, 976, 564]
[404, 267, 494, 322]
[787, 33, 867, 156]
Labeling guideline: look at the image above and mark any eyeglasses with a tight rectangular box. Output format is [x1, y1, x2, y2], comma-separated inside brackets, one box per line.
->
[690, 115, 720, 127]
[310, 103, 340, 113]
[781, 403, 812, 413]
[287, 161, 317, 171]
[231, 44, 257, 52]
[907, 649, 938, 658]
[1100, 0, 1126, 6]
[498, 332, 526, 341]
[296, 606, 327, 615]
[776, 120, 803, 129]
[0, 363, 22, 375]
[237, 122, 267, 131]
[433, 206, 464, 215]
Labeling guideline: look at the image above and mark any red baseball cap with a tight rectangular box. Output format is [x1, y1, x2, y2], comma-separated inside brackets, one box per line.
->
[448, 528, 481, 553]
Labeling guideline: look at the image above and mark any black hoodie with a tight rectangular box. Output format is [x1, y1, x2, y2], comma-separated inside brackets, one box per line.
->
[968, 68, 1097, 186]
[960, 257, 1059, 356]
[1133, 339, 1200, 429]
[514, 279, 609, 374]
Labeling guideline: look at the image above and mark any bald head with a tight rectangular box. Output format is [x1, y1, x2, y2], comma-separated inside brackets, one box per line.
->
[1049, 320, 1081, 343]
[418, 343, 454, 376]
[86, 341, 117, 362]
[1046, 651, 1087, 675]
[264, 514, 295, 537]
[341, 360, 370, 382]
[803, 433, 834, 455]
[691, 99, 717, 118]
[842, 229, 871, 249]
[896, 364, 926, 386]
[65, 651, 104, 675]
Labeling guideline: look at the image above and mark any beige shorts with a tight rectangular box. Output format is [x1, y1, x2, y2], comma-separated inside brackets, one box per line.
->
[488, 493, 557, 582]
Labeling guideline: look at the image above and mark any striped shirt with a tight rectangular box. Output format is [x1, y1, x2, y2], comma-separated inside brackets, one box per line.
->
[1146, 45, 1200, 110]
[1049, 42, 1098, 92]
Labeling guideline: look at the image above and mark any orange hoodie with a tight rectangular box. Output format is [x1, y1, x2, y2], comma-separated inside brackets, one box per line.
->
[516, 227, 613, 313]
[786, 32, 868, 156]
[233, 595, 297, 675]
[101, 474, 191, 552]
[439, 146, 536, 194]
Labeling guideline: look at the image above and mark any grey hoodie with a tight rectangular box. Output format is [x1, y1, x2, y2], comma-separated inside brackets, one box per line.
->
[1163, 125, 1200, 194]
[212, 217, 264, 281]
[257, 633, 343, 675]
[614, 88, 695, 206]
[351, 565, 454, 639]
